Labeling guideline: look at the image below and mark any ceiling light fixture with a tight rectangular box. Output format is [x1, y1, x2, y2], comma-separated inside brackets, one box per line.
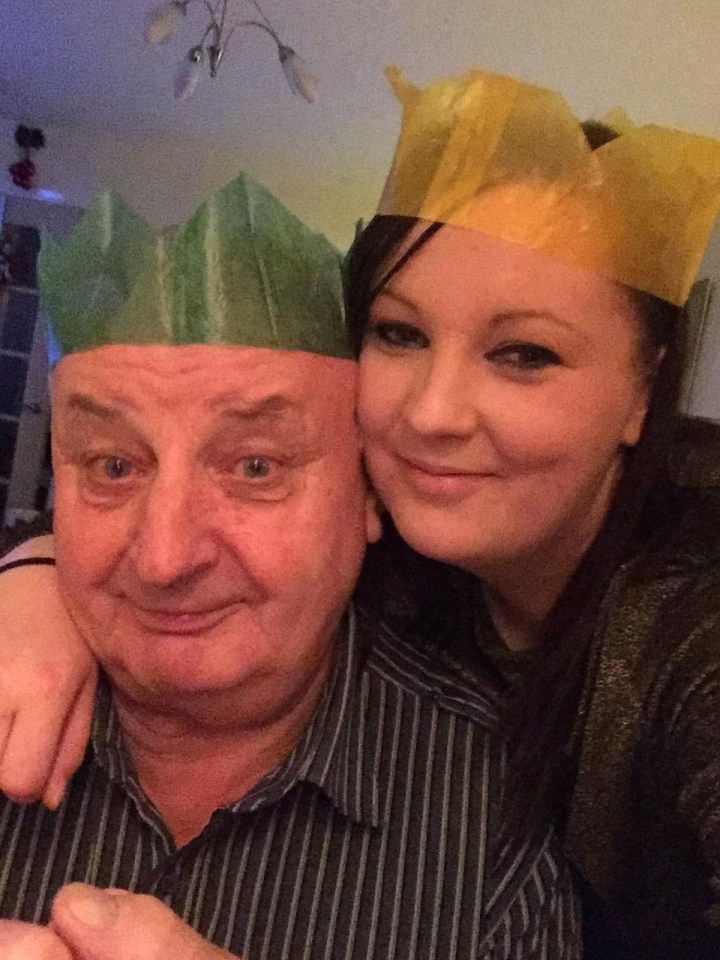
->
[144, 0, 316, 102]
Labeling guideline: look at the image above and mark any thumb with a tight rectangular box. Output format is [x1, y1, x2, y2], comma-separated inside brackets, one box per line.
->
[0, 919, 72, 960]
[50, 884, 232, 960]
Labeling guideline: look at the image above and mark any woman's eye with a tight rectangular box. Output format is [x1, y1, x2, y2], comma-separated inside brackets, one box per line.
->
[487, 342, 561, 371]
[367, 321, 429, 350]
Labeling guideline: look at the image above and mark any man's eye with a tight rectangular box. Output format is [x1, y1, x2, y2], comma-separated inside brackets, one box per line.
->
[366, 321, 429, 350]
[237, 456, 275, 480]
[487, 342, 561, 371]
[88, 456, 136, 481]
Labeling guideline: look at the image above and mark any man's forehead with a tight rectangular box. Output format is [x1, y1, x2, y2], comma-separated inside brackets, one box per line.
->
[53, 343, 358, 416]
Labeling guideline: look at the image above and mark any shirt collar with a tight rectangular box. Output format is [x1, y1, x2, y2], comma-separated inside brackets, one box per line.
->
[235, 605, 383, 828]
[89, 604, 383, 830]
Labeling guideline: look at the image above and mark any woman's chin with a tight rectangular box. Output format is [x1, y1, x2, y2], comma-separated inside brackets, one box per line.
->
[390, 508, 479, 568]
[388, 503, 533, 576]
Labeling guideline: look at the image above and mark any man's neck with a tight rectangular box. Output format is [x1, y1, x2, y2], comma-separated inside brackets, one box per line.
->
[112, 664, 331, 848]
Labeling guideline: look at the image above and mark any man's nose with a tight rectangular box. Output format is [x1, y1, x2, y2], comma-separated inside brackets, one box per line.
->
[128, 471, 218, 588]
[402, 353, 479, 439]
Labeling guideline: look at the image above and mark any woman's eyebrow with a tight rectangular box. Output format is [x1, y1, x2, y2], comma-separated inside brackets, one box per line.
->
[491, 309, 563, 324]
[372, 287, 421, 314]
[489, 309, 588, 341]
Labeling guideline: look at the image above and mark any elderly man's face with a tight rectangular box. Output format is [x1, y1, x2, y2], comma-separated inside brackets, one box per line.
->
[51, 345, 380, 720]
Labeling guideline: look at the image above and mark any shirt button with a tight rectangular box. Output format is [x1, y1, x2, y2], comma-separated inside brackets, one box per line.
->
[154, 867, 180, 898]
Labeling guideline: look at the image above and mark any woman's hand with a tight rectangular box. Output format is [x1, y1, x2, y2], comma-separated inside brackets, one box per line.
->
[0, 536, 96, 808]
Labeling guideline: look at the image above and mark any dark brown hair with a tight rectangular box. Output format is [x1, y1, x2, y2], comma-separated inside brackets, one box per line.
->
[347, 122, 685, 836]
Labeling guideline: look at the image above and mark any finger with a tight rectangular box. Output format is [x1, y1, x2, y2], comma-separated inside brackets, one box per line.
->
[43, 670, 97, 810]
[0, 919, 72, 960]
[0, 680, 79, 804]
[0, 707, 16, 765]
[51, 884, 233, 960]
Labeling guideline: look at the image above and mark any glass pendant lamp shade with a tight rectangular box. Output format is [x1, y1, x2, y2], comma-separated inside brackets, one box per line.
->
[174, 45, 204, 99]
[144, 0, 316, 103]
[145, 1, 186, 44]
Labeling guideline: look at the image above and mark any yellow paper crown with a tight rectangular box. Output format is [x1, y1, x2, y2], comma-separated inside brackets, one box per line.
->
[377, 66, 720, 305]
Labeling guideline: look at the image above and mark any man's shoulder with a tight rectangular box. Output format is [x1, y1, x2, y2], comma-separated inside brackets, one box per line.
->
[355, 606, 502, 734]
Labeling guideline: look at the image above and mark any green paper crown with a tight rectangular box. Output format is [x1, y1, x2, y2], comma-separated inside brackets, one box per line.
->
[40, 174, 352, 360]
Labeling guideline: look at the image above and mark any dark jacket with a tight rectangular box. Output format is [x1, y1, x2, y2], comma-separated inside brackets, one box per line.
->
[566, 419, 720, 959]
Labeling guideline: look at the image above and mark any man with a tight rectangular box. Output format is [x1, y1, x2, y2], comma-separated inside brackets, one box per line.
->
[0, 175, 579, 959]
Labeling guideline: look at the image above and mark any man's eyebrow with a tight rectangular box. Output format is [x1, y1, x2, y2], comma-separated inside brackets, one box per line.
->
[213, 395, 299, 423]
[65, 393, 133, 421]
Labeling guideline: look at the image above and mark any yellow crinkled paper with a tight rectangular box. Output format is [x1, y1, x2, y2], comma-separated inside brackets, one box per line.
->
[378, 66, 720, 305]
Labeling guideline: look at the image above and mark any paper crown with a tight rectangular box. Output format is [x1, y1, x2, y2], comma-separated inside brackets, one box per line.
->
[377, 66, 720, 305]
[40, 174, 352, 361]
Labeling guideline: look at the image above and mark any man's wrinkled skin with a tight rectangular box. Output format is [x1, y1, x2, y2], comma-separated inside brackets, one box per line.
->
[0, 344, 381, 954]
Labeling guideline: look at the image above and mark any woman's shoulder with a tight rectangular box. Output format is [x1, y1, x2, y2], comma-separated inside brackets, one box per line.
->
[579, 418, 720, 797]
[568, 430, 720, 947]
[670, 416, 720, 490]
[605, 475, 720, 695]
[628, 417, 720, 584]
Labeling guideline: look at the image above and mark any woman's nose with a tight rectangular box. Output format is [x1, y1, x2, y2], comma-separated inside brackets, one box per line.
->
[401, 354, 479, 439]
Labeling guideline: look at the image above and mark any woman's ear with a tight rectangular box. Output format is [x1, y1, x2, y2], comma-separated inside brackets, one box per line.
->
[622, 345, 666, 448]
[364, 487, 384, 544]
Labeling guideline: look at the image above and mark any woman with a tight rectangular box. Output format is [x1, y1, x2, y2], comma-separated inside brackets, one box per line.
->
[347, 68, 720, 959]
[2, 67, 720, 957]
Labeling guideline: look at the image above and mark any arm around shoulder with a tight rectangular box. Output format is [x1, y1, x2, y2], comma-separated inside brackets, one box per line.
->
[0, 534, 95, 809]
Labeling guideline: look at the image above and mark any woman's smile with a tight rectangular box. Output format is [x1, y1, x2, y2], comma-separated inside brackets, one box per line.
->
[390, 452, 500, 501]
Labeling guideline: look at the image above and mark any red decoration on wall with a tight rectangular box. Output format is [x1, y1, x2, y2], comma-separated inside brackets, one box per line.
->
[8, 125, 45, 191]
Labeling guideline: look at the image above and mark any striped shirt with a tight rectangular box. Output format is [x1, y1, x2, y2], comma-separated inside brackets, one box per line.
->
[0, 606, 580, 958]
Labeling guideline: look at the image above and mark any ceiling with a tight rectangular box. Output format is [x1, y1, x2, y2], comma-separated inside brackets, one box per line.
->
[0, 0, 718, 244]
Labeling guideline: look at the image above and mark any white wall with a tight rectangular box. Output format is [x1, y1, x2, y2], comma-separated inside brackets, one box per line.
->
[0, 117, 377, 250]
[686, 226, 720, 422]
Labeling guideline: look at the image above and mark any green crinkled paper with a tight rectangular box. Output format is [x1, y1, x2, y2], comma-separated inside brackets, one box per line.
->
[40, 174, 352, 360]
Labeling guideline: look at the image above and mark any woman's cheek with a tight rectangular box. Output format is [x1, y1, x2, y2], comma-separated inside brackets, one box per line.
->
[474, 393, 570, 468]
[357, 366, 402, 437]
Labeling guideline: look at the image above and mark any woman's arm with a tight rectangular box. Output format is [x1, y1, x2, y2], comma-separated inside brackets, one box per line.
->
[0, 536, 95, 808]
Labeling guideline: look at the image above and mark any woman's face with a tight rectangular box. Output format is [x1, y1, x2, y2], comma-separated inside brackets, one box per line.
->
[358, 221, 654, 576]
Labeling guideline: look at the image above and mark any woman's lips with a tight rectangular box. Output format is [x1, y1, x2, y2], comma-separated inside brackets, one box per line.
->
[394, 454, 497, 500]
